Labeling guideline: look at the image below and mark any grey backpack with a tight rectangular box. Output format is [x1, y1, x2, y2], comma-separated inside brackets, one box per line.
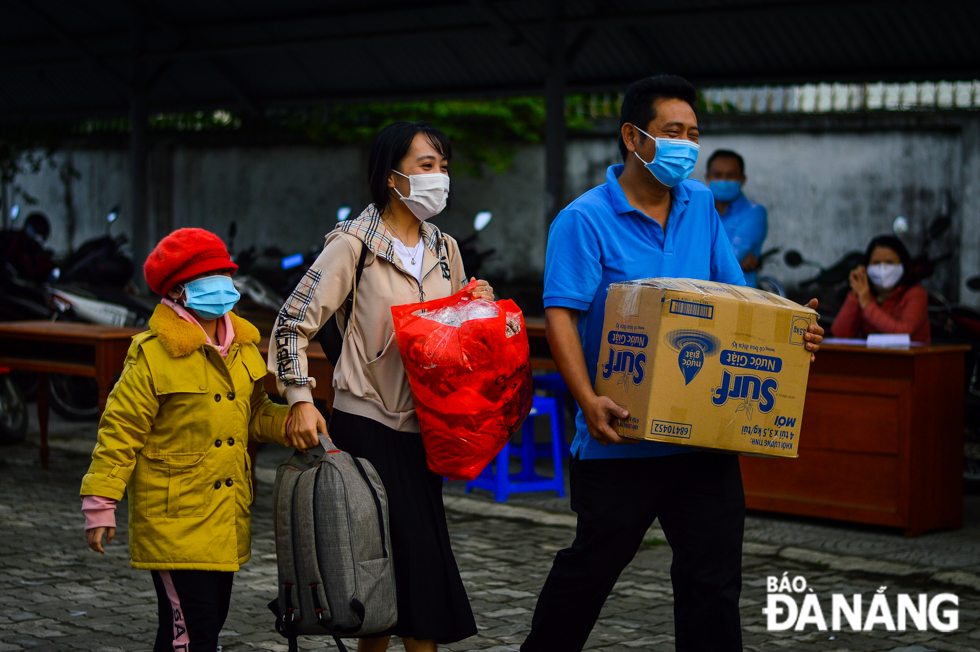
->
[269, 434, 397, 652]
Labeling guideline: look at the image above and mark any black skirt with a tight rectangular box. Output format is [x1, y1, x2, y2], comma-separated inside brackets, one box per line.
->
[328, 409, 477, 644]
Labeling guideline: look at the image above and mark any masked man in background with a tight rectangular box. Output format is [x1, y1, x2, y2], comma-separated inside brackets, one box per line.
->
[705, 149, 768, 288]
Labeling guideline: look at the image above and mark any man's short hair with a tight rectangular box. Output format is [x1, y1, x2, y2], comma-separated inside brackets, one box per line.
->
[707, 149, 745, 175]
[618, 75, 698, 161]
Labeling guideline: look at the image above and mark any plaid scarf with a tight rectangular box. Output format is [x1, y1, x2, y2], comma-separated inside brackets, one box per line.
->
[336, 204, 445, 266]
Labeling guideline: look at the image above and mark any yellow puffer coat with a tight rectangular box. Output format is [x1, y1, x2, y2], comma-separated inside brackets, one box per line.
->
[80, 305, 290, 571]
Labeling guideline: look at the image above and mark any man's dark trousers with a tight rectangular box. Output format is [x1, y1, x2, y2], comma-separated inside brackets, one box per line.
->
[521, 450, 745, 652]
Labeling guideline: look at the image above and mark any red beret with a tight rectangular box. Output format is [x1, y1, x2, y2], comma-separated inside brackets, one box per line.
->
[144, 228, 238, 296]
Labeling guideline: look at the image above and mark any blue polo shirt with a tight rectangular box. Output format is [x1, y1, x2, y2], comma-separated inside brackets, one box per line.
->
[719, 193, 768, 288]
[544, 164, 745, 460]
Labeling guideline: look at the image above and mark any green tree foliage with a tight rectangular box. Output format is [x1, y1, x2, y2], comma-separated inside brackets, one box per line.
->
[73, 98, 595, 177]
[2, 97, 596, 194]
[280, 98, 593, 177]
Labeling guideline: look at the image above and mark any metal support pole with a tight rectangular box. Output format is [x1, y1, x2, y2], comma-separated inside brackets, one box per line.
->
[544, 0, 566, 236]
[130, 12, 148, 289]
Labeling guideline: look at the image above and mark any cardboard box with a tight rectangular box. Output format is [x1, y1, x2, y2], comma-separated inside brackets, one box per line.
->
[594, 278, 818, 457]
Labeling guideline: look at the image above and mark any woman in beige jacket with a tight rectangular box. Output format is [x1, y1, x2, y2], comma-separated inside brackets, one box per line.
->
[268, 121, 492, 652]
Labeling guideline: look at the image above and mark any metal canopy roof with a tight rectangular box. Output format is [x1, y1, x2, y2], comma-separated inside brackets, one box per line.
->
[2, 0, 979, 121]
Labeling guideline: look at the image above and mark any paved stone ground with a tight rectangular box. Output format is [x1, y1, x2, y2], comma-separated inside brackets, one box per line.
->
[446, 476, 980, 582]
[1, 415, 979, 651]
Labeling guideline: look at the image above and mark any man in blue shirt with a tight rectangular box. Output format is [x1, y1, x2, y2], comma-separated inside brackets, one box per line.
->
[521, 76, 823, 652]
[705, 149, 769, 287]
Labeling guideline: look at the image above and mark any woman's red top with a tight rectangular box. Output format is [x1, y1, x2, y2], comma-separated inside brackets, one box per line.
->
[831, 283, 930, 344]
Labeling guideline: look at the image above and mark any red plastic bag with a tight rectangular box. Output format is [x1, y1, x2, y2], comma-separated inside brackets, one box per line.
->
[391, 281, 533, 481]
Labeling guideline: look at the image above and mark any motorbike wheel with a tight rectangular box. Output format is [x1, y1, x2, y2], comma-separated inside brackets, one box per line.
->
[10, 370, 38, 402]
[0, 375, 29, 444]
[48, 375, 100, 421]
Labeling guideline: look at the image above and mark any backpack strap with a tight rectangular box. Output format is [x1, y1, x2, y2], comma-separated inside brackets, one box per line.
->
[270, 597, 300, 652]
[340, 242, 369, 335]
[350, 456, 388, 559]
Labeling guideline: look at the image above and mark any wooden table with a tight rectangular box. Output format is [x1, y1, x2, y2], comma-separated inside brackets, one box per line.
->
[739, 343, 969, 537]
[0, 321, 141, 468]
[0, 322, 336, 470]
[256, 338, 334, 407]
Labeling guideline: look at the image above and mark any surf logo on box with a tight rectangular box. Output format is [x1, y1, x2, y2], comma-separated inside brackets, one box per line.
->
[711, 370, 778, 418]
[602, 330, 649, 390]
[789, 316, 811, 346]
[601, 348, 646, 389]
[665, 330, 720, 385]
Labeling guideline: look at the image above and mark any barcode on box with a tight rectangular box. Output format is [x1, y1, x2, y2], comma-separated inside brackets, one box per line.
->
[669, 300, 714, 320]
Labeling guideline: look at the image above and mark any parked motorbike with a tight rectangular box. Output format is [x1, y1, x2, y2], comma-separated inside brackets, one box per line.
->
[1, 207, 153, 420]
[57, 206, 134, 288]
[459, 211, 496, 281]
[227, 222, 297, 314]
[929, 275, 980, 485]
[46, 208, 153, 419]
[782, 248, 865, 324]
[754, 247, 786, 297]
[892, 193, 955, 284]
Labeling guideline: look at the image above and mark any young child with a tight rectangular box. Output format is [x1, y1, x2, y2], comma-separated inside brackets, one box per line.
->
[80, 228, 317, 652]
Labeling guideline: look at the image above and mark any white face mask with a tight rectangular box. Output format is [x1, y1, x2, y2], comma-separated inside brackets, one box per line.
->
[393, 170, 450, 221]
[867, 263, 904, 290]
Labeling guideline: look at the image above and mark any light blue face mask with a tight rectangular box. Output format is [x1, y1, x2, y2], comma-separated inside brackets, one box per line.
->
[709, 180, 742, 203]
[633, 126, 700, 188]
[181, 275, 240, 320]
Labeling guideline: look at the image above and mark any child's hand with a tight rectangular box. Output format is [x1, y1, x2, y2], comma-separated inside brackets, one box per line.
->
[86, 527, 115, 554]
[288, 402, 325, 451]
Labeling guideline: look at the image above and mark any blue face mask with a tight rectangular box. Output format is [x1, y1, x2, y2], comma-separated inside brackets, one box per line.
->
[709, 180, 742, 203]
[633, 126, 700, 188]
[181, 275, 240, 320]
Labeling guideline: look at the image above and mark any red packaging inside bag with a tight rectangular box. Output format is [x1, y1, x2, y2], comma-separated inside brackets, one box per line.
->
[391, 281, 533, 481]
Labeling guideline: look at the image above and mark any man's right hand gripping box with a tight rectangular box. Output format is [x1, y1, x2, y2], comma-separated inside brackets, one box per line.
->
[594, 279, 818, 458]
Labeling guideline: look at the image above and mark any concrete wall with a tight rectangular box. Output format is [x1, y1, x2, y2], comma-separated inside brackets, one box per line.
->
[960, 120, 980, 308]
[9, 115, 979, 309]
[170, 145, 367, 253]
[562, 126, 968, 304]
[9, 143, 549, 281]
[689, 129, 962, 298]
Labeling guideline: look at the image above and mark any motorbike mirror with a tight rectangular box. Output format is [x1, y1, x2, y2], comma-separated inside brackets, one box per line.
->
[474, 211, 492, 232]
[337, 206, 351, 222]
[967, 276, 980, 292]
[107, 205, 120, 223]
[784, 250, 804, 268]
[929, 215, 952, 240]
[892, 216, 909, 235]
[9, 204, 19, 221]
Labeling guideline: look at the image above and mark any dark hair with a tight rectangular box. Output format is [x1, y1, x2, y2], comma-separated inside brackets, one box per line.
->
[368, 121, 452, 215]
[865, 234, 918, 293]
[707, 149, 745, 175]
[618, 75, 698, 161]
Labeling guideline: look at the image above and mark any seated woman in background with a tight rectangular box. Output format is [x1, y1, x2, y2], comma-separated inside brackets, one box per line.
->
[831, 234, 930, 343]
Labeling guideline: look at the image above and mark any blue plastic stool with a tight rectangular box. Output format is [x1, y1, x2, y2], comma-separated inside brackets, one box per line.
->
[466, 395, 566, 502]
[532, 372, 570, 458]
